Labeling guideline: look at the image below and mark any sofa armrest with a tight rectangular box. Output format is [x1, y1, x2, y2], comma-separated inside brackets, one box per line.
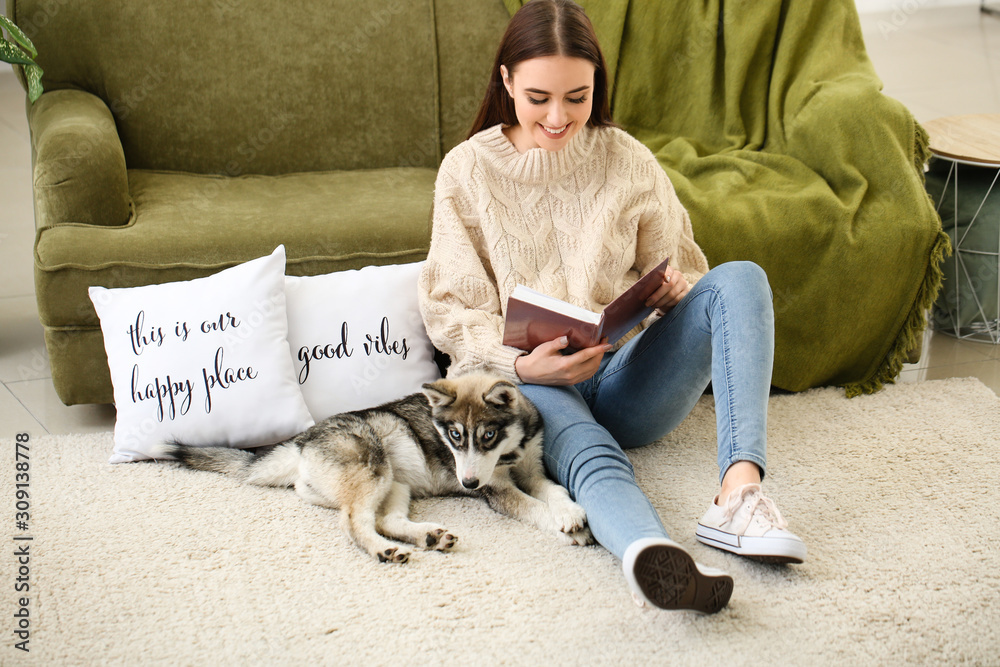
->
[781, 75, 925, 188]
[28, 89, 130, 228]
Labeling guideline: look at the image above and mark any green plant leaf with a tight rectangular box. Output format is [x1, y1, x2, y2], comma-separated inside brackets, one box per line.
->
[0, 38, 35, 67]
[0, 15, 37, 57]
[25, 64, 43, 103]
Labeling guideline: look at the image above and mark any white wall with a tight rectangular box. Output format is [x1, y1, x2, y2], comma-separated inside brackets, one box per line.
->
[855, 0, 977, 12]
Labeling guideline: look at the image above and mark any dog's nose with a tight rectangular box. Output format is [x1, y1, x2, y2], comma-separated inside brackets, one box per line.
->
[462, 477, 479, 490]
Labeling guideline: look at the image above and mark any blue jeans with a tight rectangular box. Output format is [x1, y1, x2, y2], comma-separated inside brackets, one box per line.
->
[519, 262, 774, 560]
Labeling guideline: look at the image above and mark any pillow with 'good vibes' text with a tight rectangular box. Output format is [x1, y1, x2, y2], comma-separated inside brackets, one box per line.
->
[89, 246, 315, 463]
[284, 262, 442, 421]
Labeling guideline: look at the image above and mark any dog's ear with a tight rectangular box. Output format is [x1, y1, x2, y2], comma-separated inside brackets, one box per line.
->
[484, 380, 519, 407]
[422, 380, 457, 409]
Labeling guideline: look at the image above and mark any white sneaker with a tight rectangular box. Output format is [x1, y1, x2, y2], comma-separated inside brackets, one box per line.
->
[695, 483, 806, 564]
[622, 537, 734, 614]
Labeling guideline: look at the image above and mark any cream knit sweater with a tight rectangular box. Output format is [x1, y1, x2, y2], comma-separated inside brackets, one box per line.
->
[418, 123, 710, 383]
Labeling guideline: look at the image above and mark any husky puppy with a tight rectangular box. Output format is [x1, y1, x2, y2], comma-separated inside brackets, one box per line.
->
[156, 373, 592, 563]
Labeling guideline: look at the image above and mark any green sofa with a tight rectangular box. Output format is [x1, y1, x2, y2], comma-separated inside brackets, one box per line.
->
[7, 0, 945, 405]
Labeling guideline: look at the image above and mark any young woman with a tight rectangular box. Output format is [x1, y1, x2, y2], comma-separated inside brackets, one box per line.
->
[418, 0, 805, 614]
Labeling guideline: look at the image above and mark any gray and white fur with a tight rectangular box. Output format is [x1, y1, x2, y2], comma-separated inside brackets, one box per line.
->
[154, 373, 592, 563]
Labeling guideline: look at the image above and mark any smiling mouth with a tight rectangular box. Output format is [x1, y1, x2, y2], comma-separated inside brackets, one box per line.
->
[540, 123, 569, 136]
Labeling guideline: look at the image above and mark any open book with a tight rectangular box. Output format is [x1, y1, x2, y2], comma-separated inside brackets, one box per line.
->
[502, 258, 671, 353]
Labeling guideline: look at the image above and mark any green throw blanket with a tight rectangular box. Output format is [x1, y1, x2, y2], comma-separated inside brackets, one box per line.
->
[503, 0, 949, 395]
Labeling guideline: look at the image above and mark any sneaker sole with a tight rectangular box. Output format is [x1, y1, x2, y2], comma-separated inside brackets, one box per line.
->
[631, 542, 734, 613]
[695, 524, 806, 564]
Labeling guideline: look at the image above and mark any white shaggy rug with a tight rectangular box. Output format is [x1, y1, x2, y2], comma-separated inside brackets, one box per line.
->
[2, 378, 999, 665]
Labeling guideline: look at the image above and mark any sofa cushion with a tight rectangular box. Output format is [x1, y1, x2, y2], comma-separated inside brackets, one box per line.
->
[35, 168, 436, 327]
[433, 0, 511, 157]
[12, 0, 441, 174]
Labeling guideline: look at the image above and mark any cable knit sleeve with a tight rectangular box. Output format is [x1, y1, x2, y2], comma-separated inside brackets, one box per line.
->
[418, 149, 525, 383]
[632, 144, 710, 288]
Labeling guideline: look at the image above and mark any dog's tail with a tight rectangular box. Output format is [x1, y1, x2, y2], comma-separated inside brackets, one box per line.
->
[151, 442, 301, 488]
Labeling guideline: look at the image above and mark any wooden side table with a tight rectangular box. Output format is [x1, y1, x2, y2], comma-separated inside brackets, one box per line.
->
[923, 114, 1000, 344]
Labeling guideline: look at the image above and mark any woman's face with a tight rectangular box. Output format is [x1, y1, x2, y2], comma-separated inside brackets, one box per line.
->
[501, 55, 595, 152]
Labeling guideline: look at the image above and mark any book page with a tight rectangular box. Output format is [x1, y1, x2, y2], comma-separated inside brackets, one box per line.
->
[509, 285, 603, 325]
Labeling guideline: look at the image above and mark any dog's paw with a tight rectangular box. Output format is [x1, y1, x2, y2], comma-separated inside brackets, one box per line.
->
[548, 497, 588, 535]
[376, 546, 412, 564]
[423, 528, 458, 552]
[551, 525, 593, 546]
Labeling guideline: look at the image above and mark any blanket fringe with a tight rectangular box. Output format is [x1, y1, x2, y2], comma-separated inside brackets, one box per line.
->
[843, 232, 951, 398]
[912, 121, 933, 175]
[842, 119, 951, 398]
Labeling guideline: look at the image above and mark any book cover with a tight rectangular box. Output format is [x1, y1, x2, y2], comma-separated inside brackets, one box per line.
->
[502, 257, 671, 353]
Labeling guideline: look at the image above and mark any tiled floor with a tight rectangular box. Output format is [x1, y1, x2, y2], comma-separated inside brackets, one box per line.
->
[1, 5, 999, 439]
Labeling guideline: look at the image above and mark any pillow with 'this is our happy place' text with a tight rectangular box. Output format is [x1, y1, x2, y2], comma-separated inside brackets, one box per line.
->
[89, 245, 314, 463]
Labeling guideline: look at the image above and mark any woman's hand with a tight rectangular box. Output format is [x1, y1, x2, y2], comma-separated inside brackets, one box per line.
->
[645, 266, 690, 314]
[514, 337, 611, 386]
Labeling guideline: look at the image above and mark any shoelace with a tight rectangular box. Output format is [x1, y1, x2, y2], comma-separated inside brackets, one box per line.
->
[720, 484, 788, 535]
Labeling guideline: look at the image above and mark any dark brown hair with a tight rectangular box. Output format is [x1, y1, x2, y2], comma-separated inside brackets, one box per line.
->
[467, 0, 616, 139]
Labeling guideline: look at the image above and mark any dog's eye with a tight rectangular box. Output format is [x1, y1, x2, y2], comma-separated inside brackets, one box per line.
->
[483, 430, 496, 441]
[448, 428, 462, 442]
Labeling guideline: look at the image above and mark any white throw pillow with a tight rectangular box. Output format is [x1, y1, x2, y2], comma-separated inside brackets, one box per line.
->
[284, 261, 442, 421]
[89, 246, 315, 463]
